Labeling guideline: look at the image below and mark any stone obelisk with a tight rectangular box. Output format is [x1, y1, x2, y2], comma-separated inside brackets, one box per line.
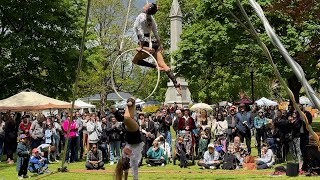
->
[165, 0, 192, 106]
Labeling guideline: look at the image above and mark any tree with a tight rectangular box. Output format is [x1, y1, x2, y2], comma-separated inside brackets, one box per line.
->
[169, 0, 319, 103]
[0, 0, 85, 100]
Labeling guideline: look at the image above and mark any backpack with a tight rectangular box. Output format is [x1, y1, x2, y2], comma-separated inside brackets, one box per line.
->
[222, 153, 237, 170]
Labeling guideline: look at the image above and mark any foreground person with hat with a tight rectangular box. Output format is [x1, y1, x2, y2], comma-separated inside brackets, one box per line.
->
[197, 143, 220, 169]
[28, 148, 50, 175]
[17, 134, 30, 179]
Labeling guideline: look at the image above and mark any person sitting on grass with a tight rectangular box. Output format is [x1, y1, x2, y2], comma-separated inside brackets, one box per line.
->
[146, 140, 166, 167]
[17, 134, 30, 180]
[28, 148, 50, 175]
[155, 135, 171, 162]
[228, 136, 248, 167]
[198, 143, 220, 169]
[85, 144, 105, 170]
[256, 144, 274, 170]
[175, 136, 188, 168]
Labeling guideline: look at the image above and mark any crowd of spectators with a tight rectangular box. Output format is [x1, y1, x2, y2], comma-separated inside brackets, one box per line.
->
[0, 101, 319, 179]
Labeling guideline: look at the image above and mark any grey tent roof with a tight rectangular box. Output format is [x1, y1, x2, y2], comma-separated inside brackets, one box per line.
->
[80, 92, 132, 102]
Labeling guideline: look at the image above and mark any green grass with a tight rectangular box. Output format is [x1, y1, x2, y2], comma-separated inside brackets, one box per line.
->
[0, 117, 319, 180]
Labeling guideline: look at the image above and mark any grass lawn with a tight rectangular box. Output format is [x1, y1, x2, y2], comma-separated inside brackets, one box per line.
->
[0, 118, 319, 180]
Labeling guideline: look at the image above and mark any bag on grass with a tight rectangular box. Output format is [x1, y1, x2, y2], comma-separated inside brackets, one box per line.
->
[222, 153, 236, 170]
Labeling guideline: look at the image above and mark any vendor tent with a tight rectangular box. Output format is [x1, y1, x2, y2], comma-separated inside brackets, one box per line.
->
[255, 97, 278, 106]
[0, 91, 74, 111]
[74, 99, 96, 109]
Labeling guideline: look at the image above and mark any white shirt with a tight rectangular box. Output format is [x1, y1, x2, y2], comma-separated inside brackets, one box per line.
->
[133, 13, 160, 41]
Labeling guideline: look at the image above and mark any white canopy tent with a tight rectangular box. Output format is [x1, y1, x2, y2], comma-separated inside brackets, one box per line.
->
[0, 91, 73, 111]
[115, 98, 145, 109]
[74, 99, 96, 109]
[299, 96, 314, 106]
[255, 97, 278, 106]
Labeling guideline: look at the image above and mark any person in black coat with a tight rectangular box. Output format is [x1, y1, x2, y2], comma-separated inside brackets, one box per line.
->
[106, 115, 123, 165]
[287, 111, 303, 170]
[5, 115, 17, 164]
[138, 113, 155, 158]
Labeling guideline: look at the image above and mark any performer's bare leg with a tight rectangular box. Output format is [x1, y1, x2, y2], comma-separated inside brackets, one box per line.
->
[123, 98, 139, 132]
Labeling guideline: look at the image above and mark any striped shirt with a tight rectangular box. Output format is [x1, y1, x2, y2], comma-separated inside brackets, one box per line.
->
[133, 13, 160, 42]
[86, 150, 103, 162]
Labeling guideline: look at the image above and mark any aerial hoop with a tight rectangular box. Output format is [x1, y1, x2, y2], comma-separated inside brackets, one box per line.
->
[111, 48, 160, 101]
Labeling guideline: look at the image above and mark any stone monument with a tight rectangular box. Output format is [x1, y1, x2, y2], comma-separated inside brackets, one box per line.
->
[164, 0, 192, 106]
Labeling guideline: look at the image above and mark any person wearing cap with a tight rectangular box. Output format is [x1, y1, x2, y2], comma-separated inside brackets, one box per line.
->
[235, 103, 253, 154]
[197, 143, 220, 169]
[17, 134, 30, 179]
[28, 148, 50, 174]
[254, 109, 267, 157]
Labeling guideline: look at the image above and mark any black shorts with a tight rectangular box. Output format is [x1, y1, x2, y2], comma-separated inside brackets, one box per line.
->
[141, 41, 159, 51]
[125, 129, 142, 145]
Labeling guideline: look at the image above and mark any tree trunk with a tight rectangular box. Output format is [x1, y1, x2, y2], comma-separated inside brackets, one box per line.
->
[100, 92, 106, 115]
[287, 75, 302, 106]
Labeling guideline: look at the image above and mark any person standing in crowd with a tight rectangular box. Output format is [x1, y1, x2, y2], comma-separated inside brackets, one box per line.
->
[62, 114, 78, 163]
[52, 117, 62, 160]
[82, 114, 90, 157]
[159, 108, 172, 154]
[5, 114, 18, 164]
[107, 115, 122, 165]
[298, 104, 313, 158]
[196, 109, 212, 130]
[226, 106, 237, 143]
[235, 103, 253, 154]
[87, 113, 102, 149]
[254, 109, 267, 157]
[99, 116, 109, 162]
[29, 116, 45, 149]
[138, 113, 155, 159]
[110, 106, 124, 122]
[19, 115, 31, 137]
[212, 112, 228, 152]
[85, 144, 105, 170]
[74, 111, 83, 161]
[16, 134, 30, 179]
[0, 116, 5, 162]
[177, 109, 196, 134]
[287, 111, 303, 170]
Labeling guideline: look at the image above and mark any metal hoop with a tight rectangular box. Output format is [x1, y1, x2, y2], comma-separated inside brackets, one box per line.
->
[111, 48, 160, 101]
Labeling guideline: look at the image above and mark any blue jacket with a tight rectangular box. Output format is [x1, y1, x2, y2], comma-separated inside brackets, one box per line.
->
[235, 112, 253, 133]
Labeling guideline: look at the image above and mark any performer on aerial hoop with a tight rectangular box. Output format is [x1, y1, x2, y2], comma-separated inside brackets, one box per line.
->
[133, 2, 182, 94]
[115, 98, 144, 180]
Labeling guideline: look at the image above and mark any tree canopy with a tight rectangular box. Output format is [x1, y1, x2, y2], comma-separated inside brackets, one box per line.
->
[0, 0, 85, 100]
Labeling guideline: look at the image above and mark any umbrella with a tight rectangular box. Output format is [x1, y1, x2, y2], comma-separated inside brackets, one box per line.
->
[235, 97, 252, 105]
[219, 101, 232, 106]
[190, 103, 212, 111]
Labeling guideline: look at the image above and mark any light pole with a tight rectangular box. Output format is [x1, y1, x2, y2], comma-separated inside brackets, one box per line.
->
[249, 66, 254, 103]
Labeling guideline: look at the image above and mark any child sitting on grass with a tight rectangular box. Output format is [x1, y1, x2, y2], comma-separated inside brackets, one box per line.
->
[28, 148, 50, 175]
[17, 134, 30, 180]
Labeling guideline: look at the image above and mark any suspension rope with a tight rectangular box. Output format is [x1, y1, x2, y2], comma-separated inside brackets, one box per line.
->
[59, 0, 92, 171]
[119, 0, 133, 52]
[219, 0, 320, 151]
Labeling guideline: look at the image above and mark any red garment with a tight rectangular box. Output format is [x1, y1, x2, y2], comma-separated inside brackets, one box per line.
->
[19, 122, 31, 136]
[177, 117, 195, 131]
